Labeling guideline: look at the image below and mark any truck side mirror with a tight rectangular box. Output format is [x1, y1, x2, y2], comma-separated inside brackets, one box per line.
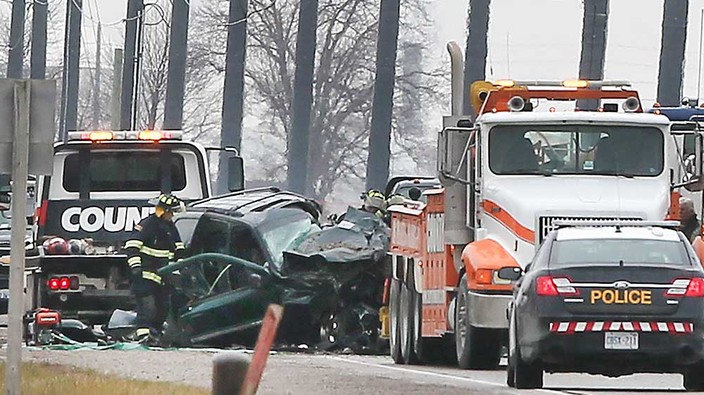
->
[438, 126, 475, 184]
[684, 133, 704, 192]
[227, 156, 245, 192]
[497, 267, 522, 281]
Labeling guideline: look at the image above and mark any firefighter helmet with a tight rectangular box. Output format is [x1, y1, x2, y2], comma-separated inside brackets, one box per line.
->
[149, 194, 185, 212]
[43, 237, 69, 255]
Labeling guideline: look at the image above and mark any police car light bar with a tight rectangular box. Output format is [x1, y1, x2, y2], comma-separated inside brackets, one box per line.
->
[68, 130, 183, 142]
[553, 220, 680, 229]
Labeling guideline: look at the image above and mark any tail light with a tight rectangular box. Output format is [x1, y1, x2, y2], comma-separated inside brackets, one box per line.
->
[667, 278, 704, 297]
[37, 200, 48, 227]
[535, 276, 579, 296]
[46, 275, 80, 291]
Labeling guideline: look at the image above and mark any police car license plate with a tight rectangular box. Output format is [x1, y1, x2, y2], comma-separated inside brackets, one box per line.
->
[604, 332, 638, 350]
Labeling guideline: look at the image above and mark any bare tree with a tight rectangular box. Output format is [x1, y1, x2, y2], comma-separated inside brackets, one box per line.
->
[187, 0, 445, 203]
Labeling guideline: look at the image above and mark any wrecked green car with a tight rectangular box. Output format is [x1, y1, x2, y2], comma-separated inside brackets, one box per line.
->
[156, 189, 390, 352]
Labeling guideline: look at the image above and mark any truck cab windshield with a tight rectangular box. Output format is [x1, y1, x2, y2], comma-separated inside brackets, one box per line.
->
[488, 125, 664, 176]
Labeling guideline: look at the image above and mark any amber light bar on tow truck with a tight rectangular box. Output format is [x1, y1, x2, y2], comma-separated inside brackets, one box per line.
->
[67, 130, 184, 142]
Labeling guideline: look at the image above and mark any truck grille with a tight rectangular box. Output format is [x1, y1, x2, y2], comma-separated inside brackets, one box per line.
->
[538, 216, 642, 243]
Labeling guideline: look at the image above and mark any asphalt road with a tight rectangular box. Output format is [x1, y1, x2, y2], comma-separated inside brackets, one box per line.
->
[16, 348, 704, 395]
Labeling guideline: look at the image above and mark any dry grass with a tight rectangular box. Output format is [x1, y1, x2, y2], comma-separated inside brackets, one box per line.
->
[0, 362, 209, 395]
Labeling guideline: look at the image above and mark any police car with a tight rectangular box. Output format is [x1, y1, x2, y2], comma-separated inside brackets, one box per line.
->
[503, 221, 704, 390]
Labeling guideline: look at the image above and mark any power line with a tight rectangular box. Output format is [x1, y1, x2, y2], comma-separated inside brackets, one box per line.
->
[222, 0, 276, 27]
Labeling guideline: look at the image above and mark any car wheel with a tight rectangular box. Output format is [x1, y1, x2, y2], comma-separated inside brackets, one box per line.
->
[684, 365, 704, 391]
[389, 278, 403, 364]
[399, 279, 416, 364]
[514, 343, 543, 389]
[455, 273, 502, 369]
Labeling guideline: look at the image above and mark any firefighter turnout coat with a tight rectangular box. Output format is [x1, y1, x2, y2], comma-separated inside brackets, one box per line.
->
[124, 214, 185, 284]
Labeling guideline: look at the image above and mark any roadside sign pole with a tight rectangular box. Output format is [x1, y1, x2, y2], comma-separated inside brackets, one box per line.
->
[6, 80, 30, 395]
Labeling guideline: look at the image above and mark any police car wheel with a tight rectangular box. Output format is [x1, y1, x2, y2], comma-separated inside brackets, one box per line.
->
[684, 365, 704, 391]
[389, 278, 403, 364]
[506, 352, 516, 387]
[513, 344, 543, 389]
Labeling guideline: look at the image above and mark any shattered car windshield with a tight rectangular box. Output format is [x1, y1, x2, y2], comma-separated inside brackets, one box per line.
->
[550, 239, 688, 266]
[489, 125, 664, 176]
[259, 212, 320, 269]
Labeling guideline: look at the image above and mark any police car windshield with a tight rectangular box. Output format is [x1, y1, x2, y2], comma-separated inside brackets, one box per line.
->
[489, 125, 664, 176]
[550, 239, 688, 267]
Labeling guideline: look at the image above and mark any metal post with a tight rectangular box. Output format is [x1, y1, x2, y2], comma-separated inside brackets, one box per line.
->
[60, 0, 83, 141]
[211, 352, 250, 395]
[365, 0, 401, 192]
[120, 0, 142, 130]
[462, 0, 490, 116]
[164, 0, 190, 130]
[287, 0, 319, 195]
[112, 49, 124, 130]
[6, 81, 30, 395]
[577, 0, 609, 110]
[93, 23, 103, 129]
[218, 0, 248, 195]
[30, 0, 48, 79]
[7, 0, 25, 79]
[657, 0, 689, 107]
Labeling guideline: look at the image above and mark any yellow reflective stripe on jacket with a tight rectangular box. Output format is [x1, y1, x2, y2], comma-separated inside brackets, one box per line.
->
[125, 240, 144, 249]
[175, 242, 185, 250]
[139, 245, 171, 258]
[136, 328, 151, 337]
[169, 252, 175, 260]
[142, 271, 162, 284]
[127, 256, 142, 267]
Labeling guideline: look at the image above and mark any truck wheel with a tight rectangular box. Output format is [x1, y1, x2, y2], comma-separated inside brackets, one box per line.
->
[455, 273, 501, 369]
[399, 280, 418, 364]
[408, 269, 426, 364]
[389, 278, 403, 364]
[514, 344, 543, 389]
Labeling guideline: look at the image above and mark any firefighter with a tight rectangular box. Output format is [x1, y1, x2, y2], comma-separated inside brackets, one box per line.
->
[124, 193, 186, 344]
[362, 189, 387, 218]
[679, 196, 701, 243]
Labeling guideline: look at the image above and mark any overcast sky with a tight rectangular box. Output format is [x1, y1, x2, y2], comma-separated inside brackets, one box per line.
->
[6, 0, 704, 107]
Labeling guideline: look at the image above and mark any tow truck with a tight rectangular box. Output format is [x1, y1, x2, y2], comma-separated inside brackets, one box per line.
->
[25, 130, 244, 324]
[384, 42, 704, 368]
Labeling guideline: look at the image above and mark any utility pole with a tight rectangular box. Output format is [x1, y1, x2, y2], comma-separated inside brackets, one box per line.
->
[577, 0, 609, 110]
[164, 0, 190, 130]
[112, 49, 124, 130]
[462, 0, 490, 117]
[93, 23, 103, 129]
[7, 0, 25, 79]
[218, 0, 248, 195]
[287, 0, 319, 195]
[657, 0, 689, 107]
[59, 0, 83, 141]
[120, 0, 143, 130]
[365, 0, 401, 192]
[30, 0, 48, 79]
